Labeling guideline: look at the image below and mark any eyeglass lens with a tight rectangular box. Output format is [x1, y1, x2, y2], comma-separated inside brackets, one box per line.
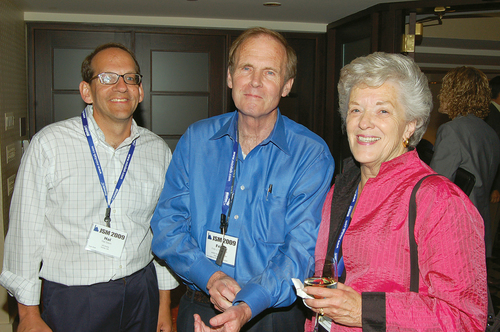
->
[98, 72, 142, 85]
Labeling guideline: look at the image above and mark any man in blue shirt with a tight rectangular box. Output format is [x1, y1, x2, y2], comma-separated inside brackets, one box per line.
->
[151, 27, 334, 332]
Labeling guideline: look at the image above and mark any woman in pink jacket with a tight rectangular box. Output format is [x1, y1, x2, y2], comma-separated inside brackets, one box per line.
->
[304, 53, 487, 331]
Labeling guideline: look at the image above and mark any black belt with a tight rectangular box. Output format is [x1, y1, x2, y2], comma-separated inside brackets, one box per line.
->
[186, 288, 212, 304]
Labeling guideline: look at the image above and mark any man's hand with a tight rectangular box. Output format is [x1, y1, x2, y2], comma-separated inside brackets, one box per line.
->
[157, 289, 173, 332]
[17, 303, 52, 332]
[491, 190, 500, 203]
[206, 271, 241, 312]
[193, 302, 252, 332]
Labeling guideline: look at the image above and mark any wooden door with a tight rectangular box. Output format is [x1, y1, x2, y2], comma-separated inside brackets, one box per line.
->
[30, 27, 132, 135]
[134, 32, 226, 149]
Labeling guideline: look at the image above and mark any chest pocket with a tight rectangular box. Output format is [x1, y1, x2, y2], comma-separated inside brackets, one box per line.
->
[256, 186, 288, 244]
[126, 181, 162, 223]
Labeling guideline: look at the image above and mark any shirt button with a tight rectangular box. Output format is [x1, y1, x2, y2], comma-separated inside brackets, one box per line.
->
[240, 185, 245, 190]
[234, 215, 239, 220]
[119, 265, 122, 269]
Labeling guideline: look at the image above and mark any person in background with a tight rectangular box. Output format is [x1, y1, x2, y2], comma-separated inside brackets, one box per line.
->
[486, 76, 500, 247]
[0, 43, 178, 332]
[151, 27, 334, 332]
[430, 66, 500, 257]
[304, 53, 486, 331]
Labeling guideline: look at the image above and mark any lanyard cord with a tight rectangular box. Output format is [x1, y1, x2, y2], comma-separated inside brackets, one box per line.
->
[334, 187, 358, 277]
[215, 133, 239, 267]
[81, 110, 136, 227]
[220, 137, 238, 234]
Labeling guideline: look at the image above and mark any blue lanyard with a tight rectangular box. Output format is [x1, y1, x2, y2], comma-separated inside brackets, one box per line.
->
[220, 136, 238, 234]
[335, 187, 358, 277]
[81, 110, 136, 227]
[215, 132, 239, 266]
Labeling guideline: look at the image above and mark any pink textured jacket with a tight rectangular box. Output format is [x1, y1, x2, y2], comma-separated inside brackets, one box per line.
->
[312, 151, 487, 331]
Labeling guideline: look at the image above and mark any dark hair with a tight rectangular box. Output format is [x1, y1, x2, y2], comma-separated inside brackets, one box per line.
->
[81, 43, 141, 83]
[439, 66, 491, 120]
[491, 76, 500, 100]
[228, 27, 297, 82]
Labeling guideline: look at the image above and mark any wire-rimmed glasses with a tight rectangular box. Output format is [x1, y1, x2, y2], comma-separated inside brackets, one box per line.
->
[90, 72, 142, 85]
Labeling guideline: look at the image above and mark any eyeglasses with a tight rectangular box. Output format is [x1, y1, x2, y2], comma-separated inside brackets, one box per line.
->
[90, 72, 143, 85]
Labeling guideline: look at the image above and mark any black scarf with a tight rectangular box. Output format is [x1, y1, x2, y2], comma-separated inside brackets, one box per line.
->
[323, 157, 361, 282]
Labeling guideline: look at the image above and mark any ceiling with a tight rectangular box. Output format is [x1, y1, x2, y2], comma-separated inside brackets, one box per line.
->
[13, 0, 416, 25]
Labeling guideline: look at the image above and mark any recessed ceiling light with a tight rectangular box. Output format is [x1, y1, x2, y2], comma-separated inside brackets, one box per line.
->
[263, 2, 281, 7]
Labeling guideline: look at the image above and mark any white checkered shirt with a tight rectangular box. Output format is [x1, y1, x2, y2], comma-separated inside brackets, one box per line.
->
[0, 105, 179, 305]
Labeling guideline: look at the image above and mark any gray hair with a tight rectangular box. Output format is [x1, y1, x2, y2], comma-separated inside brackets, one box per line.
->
[337, 52, 432, 147]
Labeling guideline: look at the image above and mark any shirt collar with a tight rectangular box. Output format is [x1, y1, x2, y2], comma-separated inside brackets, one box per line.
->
[84, 105, 140, 147]
[378, 149, 418, 174]
[493, 101, 500, 112]
[210, 109, 290, 155]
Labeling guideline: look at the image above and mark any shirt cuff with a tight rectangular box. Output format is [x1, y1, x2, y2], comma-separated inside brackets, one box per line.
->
[234, 283, 271, 319]
[189, 257, 220, 292]
[153, 259, 180, 290]
[0, 271, 42, 306]
[361, 292, 386, 331]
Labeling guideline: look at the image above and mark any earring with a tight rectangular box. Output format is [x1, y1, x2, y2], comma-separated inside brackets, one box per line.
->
[403, 138, 409, 148]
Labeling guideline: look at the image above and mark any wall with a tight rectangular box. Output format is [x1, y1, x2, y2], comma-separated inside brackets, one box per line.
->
[0, 0, 28, 330]
[424, 16, 500, 41]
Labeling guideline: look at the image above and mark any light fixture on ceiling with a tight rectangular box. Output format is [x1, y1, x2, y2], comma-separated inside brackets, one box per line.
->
[263, 2, 282, 7]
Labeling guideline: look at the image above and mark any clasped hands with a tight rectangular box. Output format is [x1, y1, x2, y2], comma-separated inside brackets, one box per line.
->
[304, 282, 363, 328]
[193, 271, 252, 332]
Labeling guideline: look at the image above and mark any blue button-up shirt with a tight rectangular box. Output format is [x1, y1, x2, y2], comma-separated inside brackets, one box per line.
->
[151, 110, 334, 318]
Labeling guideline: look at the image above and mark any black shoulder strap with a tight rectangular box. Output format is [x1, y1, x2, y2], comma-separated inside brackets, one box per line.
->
[409, 174, 500, 331]
[325, 158, 360, 282]
[409, 174, 438, 293]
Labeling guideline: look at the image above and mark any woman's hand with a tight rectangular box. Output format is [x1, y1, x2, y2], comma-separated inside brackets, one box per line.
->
[304, 283, 362, 328]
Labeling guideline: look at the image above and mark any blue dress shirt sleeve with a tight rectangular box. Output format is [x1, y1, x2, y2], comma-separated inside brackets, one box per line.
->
[233, 148, 334, 317]
[151, 127, 220, 289]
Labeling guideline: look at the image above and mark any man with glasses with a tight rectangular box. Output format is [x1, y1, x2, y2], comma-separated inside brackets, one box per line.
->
[0, 43, 178, 332]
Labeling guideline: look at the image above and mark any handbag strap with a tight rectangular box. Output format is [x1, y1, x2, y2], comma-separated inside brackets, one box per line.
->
[409, 174, 438, 293]
[409, 173, 500, 332]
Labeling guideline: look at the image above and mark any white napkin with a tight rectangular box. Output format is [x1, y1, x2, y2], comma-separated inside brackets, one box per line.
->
[291, 278, 314, 299]
[292, 278, 333, 331]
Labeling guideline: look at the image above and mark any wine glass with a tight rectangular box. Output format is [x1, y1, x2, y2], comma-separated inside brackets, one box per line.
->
[304, 256, 338, 332]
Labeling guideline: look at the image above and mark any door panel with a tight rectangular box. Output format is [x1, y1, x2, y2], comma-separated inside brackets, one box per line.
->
[29, 25, 325, 152]
[135, 33, 226, 149]
[31, 29, 131, 134]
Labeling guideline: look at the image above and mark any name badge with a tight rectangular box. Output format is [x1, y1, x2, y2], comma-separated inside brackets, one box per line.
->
[319, 315, 333, 331]
[205, 230, 238, 266]
[85, 223, 127, 258]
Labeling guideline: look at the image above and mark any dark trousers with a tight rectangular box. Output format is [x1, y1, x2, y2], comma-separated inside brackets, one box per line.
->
[41, 262, 159, 332]
[176, 291, 307, 332]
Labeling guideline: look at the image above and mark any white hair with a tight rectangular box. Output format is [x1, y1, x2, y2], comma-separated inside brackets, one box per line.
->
[338, 52, 432, 146]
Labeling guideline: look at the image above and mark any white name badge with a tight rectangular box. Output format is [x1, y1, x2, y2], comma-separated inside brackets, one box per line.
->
[205, 231, 239, 266]
[85, 224, 127, 258]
